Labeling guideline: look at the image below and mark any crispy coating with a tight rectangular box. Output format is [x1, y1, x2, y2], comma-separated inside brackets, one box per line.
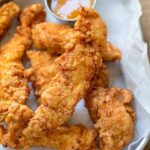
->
[75, 8, 121, 62]
[0, 101, 33, 148]
[86, 87, 135, 150]
[0, 4, 132, 149]
[32, 8, 121, 61]
[0, 4, 45, 148]
[86, 64, 109, 123]
[25, 51, 59, 98]
[0, 4, 45, 104]
[20, 125, 98, 150]
[32, 23, 81, 53]
[19, 3, 45, 28]
[102, 42, 121, 61]
[92, 64, 109, 89]
[22, 50, 98, 150]
[74, 7, 106, 51]
[0, 2, 20, 40]
[23, 44, 102, 138]
[22, 8, 106, 139]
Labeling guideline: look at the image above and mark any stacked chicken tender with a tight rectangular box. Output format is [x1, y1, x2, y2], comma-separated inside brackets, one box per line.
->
[0, 2, 135, 150]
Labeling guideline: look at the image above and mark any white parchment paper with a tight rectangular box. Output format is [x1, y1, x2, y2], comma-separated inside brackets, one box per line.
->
[0, 0, 150, 150]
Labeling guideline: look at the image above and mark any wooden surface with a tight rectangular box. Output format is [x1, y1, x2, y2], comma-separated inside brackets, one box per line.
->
[140, 0, 150, 58]
[140, 0, 150, 149]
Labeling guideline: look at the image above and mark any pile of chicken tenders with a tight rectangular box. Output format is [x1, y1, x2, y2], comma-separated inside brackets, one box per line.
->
[0, 2, 135, 150]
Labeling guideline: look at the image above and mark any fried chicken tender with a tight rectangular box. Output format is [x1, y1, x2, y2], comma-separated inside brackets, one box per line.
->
[32, 24, 121, 61]
[0, 4, 45, 148]
[40, 125, 98, 150]
[86, 87, 135, 150]
[25, 51, 59, 98]
[20, 124, 98, 150]
[0, 101, 33, 148]
[32, 8, 121, 61]
[23, 44, 103, 138]
[0, 2, 20, 40]
[22, 50, 98, 150]
[22, 8, 106, 139]
[32, 23, 86, 52]
[84, 40, 135, 150]
[0, 4, 45, 104]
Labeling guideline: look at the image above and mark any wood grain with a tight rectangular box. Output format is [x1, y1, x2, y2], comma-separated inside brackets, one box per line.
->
[140, 1, 150, 149]
[140, 0, 150, 58]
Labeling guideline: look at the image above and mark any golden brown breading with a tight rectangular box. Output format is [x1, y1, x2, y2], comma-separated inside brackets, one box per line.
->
[25, 53, 108, 102]
[22, 50, 98, 150]
[32, 24, 121, 61]
[0, 4, 45, 104]
[75, 8, 121, 62]
[0, 101, 33, 148]
[0, 3, 45, 102]
[25, 51, 59, 98]
[19, 3, 45, 28]
[102, 41, 121, 61]
[22, 8, 106, 139]
[86, 87, 135, 150]
[32, 23, 80, 53]
[92, 64, 109, 89]
[0, 4, 45, 148]
[85, 64, 109, 123]
[0, 2, 20, 40]
[0, 34, 31, 104]
[23, 44, 103, 138]
[85, 43, 134, 150]
[19, 125, 98, 150]
[32, 8, 121, 61]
